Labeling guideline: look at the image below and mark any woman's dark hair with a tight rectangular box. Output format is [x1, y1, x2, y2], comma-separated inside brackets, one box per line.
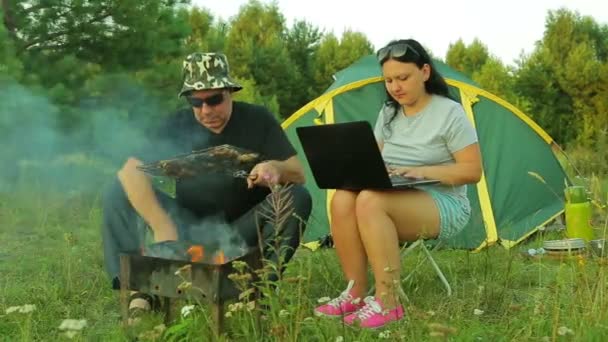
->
[377, 39, 452, 137]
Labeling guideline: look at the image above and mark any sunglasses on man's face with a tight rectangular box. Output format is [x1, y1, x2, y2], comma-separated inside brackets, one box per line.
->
[186, 92, 225, 108]
[376, 43, 421, 62]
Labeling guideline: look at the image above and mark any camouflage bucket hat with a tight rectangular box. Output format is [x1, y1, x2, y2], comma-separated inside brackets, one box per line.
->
[179, 52, 243, 97]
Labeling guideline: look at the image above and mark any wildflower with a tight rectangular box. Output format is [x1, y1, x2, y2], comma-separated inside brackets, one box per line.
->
[5, 304, 36, 314]
[246, 301, 256, 311]
[59, 319, 87, 331]
[228, 302, 244, 312]
[64, 331, 78, 339]
[378, 330, 391, 339]
[225, 311, 233, 318]
[228, 273, 252, 282]
[335, 337, 344, 342]
[231, 260, 248, 271]
[239, 287, 256, 300]
[177, 281, 192, 291]
[558, 326, 574, 336]
[474, 309, 484, 316]
[174, 264, 192, 276]
[317, 296, 331, 303]
[181, 305, 196, 318]
[138, 324, 166, 341]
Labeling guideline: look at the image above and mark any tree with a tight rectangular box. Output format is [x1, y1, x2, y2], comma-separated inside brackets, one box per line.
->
[0, 7, 22, 80]
[446, 38, 489, 77]
[313, 30, 373, 93]
[2, 0, 191, 70]
[514, 8, 608, 147]
[225, 0, 301, 117]
[285, 20, 323, 109]
[471, 57, 519, 105]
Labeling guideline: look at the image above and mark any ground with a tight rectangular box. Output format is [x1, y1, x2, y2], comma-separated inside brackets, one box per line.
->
[1, 184, 607, 341]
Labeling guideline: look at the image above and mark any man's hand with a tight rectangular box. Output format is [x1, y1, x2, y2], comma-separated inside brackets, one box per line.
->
[247, 161, 282, 189]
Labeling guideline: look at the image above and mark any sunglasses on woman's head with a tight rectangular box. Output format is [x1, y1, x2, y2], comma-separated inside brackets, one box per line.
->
[186, 93, 225, 108]
[376, 42, 420, 61]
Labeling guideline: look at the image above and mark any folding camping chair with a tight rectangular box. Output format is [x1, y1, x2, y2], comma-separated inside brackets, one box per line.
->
[369, 238, 452, 297]
[400, 239, 452, 296]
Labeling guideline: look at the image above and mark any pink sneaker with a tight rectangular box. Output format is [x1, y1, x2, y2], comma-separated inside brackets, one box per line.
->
[314, 280, 363, 317]
[344, 296, 405, 328]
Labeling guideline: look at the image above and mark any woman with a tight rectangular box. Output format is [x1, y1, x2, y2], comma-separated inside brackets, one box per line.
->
[314, 39, 482, 329]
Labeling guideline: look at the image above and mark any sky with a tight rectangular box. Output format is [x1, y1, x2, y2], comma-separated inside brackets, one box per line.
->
[191, 0, 608, 66]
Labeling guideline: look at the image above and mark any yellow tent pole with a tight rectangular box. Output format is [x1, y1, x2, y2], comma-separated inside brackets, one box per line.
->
[447, 79, 553, 144]
[282, 77, 383, 129]
[500, 210, 565, 248]
[459, 88, 499, 251]
[323, 100, 337, 226]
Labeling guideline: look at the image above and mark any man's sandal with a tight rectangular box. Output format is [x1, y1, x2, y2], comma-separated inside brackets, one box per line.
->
[127, 292, 161, 325]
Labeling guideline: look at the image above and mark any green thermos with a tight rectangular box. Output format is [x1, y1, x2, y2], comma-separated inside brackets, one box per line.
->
[564, 186, 594, 241]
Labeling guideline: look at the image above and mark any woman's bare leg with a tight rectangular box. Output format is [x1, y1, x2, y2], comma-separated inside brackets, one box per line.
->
[355, 189, 440, 308]
[330, 190, 368, 298]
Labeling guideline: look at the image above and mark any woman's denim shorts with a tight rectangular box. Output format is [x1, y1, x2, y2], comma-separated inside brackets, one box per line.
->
[425, 190, 471, 240]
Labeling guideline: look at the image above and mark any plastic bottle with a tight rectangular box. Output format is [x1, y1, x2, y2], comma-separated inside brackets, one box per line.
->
[564, 186, 594, 241]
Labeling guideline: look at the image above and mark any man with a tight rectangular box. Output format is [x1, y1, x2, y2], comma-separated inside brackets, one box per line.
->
[101, 52, 312, 314]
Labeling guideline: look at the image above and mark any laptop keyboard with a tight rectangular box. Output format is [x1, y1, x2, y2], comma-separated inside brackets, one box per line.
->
[389, 174, 413, 184]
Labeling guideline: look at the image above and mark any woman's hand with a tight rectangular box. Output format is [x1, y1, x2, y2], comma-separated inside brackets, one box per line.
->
[247, 161, 282, 189]
[388, 166, 427, 179]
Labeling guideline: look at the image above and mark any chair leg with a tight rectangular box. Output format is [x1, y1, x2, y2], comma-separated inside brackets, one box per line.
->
[368, 239, 452, 297]
[420, 242, 452, 296]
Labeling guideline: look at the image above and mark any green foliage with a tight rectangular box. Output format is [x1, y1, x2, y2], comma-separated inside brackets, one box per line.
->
[446, 38, 490, 78]
[232, 77, 281, 121]
[314, 30, 374, 93]
[0, 7, 22, 80]
[514, 8, 608, 149]
[285, 20, 323, 111]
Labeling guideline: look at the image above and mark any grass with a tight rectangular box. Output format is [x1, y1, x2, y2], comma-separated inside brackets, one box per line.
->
[1, 169, 608, 341]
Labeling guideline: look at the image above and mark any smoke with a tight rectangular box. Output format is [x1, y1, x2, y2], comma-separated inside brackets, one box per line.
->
[143, 214, 253, 263]
[188, 215, 252, 260]
[0, 77, 182, 194]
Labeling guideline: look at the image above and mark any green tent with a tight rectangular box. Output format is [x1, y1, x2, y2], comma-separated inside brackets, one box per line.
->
[282, 55, 569, 250]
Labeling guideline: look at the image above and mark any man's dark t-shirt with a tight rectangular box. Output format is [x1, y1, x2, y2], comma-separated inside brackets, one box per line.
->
[144, 101, 296, 222]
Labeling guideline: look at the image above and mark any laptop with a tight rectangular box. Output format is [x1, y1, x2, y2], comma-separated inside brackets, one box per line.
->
[295, 121, 440, 190]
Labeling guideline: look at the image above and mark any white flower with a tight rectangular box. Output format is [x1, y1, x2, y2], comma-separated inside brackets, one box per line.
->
[378, 330, 392, 339]
[279, 309, 289, 317]
[317, 296, 331, 303]
[473, 309, 484, 316]
[225, 311, 233, 318]
[63, 331, 78, 339]
[5, 304, 36, 314]
[181, 305, 196, 318]
[59, 319, 87, 331]
[335, 336, 344, 342]
[557, 326, 574, 336]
